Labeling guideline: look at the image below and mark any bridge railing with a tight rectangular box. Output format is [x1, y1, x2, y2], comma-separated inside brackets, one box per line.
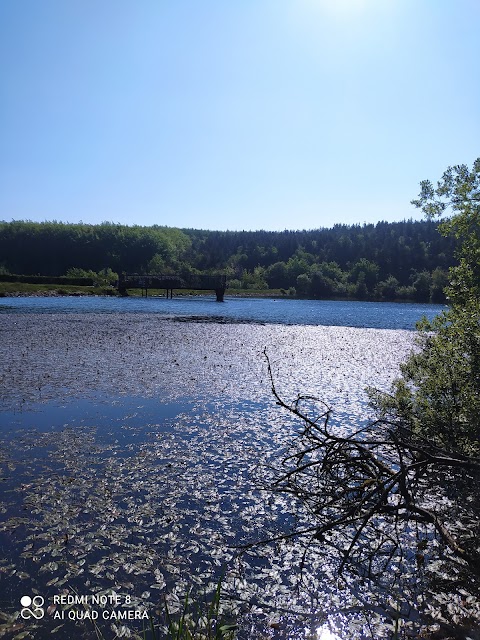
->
[119, 273, 226, 289]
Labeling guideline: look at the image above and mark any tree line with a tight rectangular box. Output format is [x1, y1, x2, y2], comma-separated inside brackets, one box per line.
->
[0, 218, 457, 301]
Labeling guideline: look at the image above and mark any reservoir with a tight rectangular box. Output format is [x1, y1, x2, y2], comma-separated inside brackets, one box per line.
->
[0, 297, 444, 639]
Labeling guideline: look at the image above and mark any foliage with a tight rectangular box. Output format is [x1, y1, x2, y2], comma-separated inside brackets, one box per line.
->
[263, 160, 480, 634]
[66, 267, 118, 287]
[378, 158, 480, 454]
[162, 578, 237, 640]
[377, 302, 480, 455]
[0, 222, 192, 277]
[374, 275, 400, 301]
[0, 218, 456, 301]
[411, 157, 480, 304]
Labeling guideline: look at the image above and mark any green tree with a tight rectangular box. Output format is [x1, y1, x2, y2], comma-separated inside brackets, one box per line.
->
[295, 272, 311, 295]
[285, 254, 310, 285]
[412, 159, 480, 303]
[265, 261, 288, 288]
[353, 271, 368, 299]
[429, 266, 449, 303]
[410, 269, 431, 301]
[147, 253, 168, 273]
[265, 160, 480, 635]
[375, 274, 399, 299]
[349, 257, 379, 292]
[309, 270, 335, 297]
[65, 267, 117, 286]
[382, 158, 480, 453]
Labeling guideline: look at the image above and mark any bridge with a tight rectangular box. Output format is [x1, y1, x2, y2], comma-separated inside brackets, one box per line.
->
[117, 273, 227, 301]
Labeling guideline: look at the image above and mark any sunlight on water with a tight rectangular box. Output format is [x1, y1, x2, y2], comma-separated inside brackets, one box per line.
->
[0, 306, 436, 638]
[316, 624, 342, 640]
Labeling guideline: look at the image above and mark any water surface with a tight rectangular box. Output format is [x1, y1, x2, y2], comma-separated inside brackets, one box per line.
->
[0, 295, 445, 329]
[0, 299, 449, 639]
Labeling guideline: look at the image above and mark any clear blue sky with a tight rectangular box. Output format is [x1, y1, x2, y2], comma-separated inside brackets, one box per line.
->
[1, 0, 478, 231]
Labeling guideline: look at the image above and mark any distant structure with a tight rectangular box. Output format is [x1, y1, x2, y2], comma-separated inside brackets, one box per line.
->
[117, 273, 227, 302]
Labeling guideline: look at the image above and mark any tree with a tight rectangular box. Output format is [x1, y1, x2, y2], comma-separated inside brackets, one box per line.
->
[411, 159, 480, 304]
[263, 160, 480, 635]
[430, 267, 449, 303]
[375, 275, 400, 300]
[386, 158, 480, 452]
[349, 258, 379, 293]
[354, 271, 368, 299]
[265, 261, 288, 289]
[309, 270, 335, 297]
[295, 273, 311, 296]
[410, 270, 432, 301]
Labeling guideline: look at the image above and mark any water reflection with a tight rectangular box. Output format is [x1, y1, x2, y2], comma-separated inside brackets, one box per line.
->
[0, 306, 449, 638]
[317, 624, 342, 640]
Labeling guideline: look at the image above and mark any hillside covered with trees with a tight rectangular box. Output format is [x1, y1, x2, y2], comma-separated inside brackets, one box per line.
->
[0, 219, 456, 302]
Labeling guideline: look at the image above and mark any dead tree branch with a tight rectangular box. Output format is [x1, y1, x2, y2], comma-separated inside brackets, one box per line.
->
[262, 348, 480, 578]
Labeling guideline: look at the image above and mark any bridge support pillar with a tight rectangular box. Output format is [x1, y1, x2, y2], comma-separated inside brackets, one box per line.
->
[117, 275, 128, 296]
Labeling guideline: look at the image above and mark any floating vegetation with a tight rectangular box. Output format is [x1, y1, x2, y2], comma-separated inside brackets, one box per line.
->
[3, 312, 471, 638]
[0, 313, 416, 414]
[172, 315, 261, 325]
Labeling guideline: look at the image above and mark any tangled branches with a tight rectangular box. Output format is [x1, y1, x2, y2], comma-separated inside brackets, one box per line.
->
[259, 349, 480, 631]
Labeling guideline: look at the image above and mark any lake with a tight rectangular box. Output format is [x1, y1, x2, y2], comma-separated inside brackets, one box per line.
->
[0, 297, 445, 639]
[0, 294, 444, 329]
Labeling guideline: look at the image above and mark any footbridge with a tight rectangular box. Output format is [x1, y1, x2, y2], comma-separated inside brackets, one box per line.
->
[117, 273, 227, 301]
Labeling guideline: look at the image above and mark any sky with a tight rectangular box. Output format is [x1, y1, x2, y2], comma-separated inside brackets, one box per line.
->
[0, 0, 479, 232]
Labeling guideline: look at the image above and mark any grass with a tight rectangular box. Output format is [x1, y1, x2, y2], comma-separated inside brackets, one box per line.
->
[0, 282, 113, 296]
[79, 579, 238, 640]
[161, 579, 237, 640]
[0, 282, 290, 298]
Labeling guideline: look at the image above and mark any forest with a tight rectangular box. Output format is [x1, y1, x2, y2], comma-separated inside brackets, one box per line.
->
[0, 218, 456, 302]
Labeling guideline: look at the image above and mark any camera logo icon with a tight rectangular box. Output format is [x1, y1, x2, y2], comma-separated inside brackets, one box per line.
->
[20, 595, 45, 620]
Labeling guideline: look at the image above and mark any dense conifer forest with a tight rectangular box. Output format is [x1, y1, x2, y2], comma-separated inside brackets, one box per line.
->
[0, 219, 456, 302]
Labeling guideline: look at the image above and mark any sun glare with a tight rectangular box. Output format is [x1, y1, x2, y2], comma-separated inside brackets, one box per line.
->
[304, 0, 371, 18]
[317, 624, 342, 640]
